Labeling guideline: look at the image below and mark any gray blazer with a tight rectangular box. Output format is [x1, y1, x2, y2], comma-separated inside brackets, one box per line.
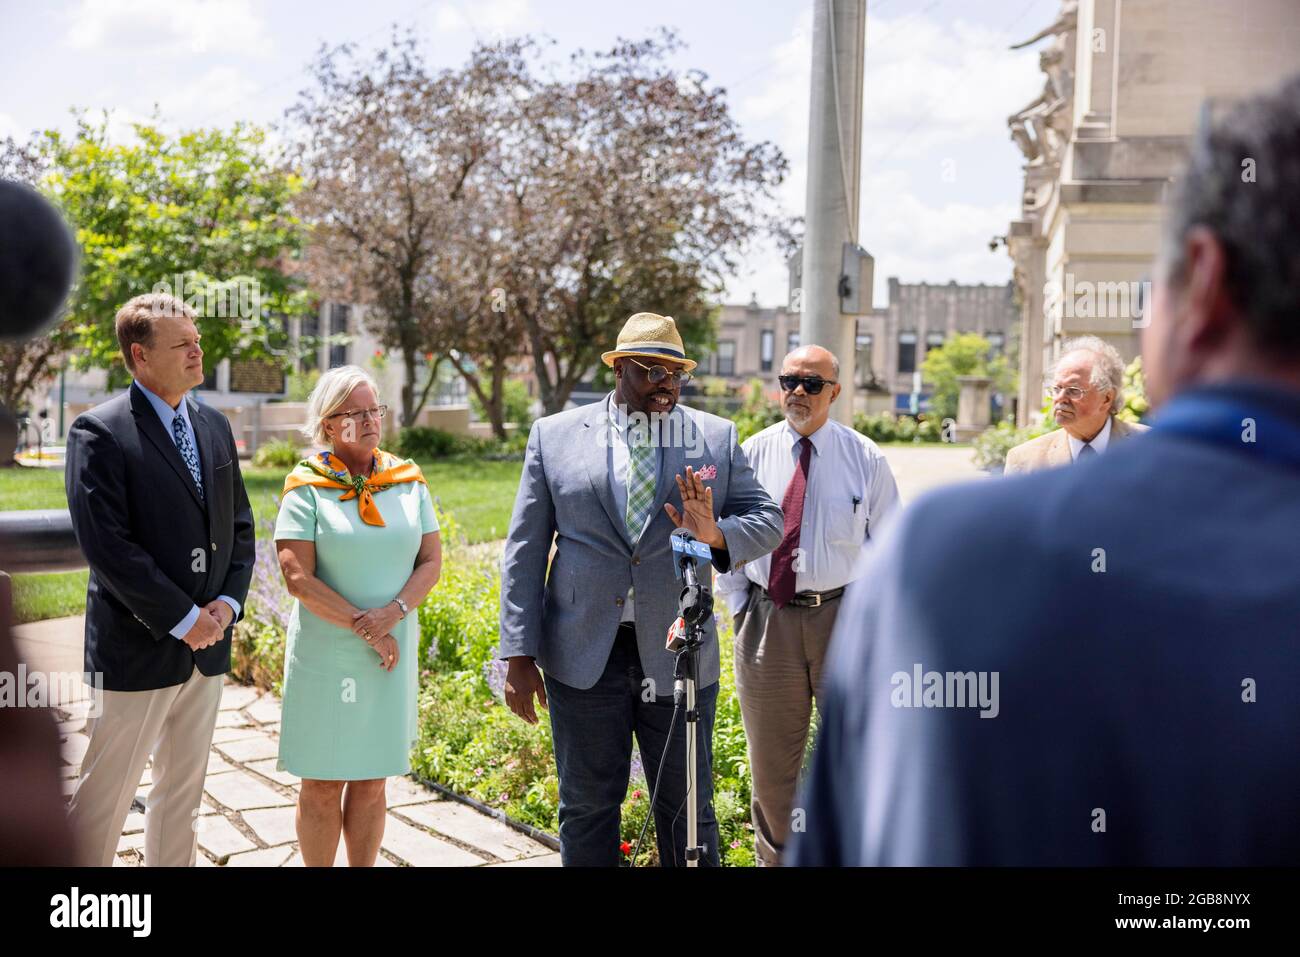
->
[499, 394, 783, 694]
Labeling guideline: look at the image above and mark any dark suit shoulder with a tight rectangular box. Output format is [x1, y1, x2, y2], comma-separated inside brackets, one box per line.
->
[77, 390, 134, 429]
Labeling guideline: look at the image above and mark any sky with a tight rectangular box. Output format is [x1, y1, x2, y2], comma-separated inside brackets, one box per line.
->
[0, 0, 1060, 309]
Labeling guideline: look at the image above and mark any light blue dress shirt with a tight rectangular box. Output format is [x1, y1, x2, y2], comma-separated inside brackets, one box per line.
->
[715, 417, 901, 614]
[132, 380, 241, 639]
[605, 393, 664, 623]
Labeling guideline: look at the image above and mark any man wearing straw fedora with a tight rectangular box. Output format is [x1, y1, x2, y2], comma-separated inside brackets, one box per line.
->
[499, 312, 783, 866]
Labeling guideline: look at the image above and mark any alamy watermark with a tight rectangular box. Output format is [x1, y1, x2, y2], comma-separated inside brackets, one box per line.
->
[890, 663, 1000, 718]
[0, 666, 104, 717]
[150, 274, 264, 322]
[1043, 274, 1153, 329]
[596, 401, 706, 459]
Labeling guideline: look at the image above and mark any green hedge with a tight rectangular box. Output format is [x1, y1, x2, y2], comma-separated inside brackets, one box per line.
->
[853, 411, 945, 443]
[394, 426, 526, 462]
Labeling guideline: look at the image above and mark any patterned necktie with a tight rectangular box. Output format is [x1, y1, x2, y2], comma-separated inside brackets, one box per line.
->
[624, 427, 656, 542]
[767, 437, 811, 608]
[172, 412, 205, 502]
[1076, 442, 1098, 462]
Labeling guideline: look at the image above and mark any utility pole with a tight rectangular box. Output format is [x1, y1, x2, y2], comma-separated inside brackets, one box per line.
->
[799, 0, 869, 425]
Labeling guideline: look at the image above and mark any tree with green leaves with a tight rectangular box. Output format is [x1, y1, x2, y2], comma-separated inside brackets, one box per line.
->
[2, 112, 309, 406]
[920, 332, 1016, 422]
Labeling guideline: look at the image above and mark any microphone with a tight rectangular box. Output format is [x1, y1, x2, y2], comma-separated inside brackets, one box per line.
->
[0, 180, 79, 341]
[669, 528, 713, 630]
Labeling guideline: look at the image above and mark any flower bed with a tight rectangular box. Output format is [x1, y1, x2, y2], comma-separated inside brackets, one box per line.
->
[231, 504, 760, 866]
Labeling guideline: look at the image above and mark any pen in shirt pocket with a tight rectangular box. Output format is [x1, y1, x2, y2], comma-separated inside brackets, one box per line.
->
[852, 495, 861, 513]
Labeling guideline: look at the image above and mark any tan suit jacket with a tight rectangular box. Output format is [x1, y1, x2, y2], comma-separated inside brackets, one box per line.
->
[1004, 417, 1149, 474]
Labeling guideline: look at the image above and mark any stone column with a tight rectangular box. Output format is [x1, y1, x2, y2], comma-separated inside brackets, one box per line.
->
[955, 375, 993, 442]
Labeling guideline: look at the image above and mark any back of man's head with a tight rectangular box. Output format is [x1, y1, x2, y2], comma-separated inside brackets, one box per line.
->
[1146, 73, 1300, 405]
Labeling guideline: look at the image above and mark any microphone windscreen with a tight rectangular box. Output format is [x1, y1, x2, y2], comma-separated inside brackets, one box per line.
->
[0, 180, 79, 342]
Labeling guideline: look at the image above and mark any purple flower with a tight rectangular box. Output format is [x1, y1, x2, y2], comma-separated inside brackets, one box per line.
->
[630, 749, 646, 788]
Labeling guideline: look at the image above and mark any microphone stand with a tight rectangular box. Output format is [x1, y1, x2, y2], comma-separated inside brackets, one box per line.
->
[674, 553, 711, 868]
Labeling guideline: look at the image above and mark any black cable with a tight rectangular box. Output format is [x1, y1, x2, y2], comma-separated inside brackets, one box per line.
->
[630, 693, 681, 867]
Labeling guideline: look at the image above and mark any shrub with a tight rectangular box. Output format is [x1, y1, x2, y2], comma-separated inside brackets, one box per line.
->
[252, 438, 303, 469]
[853, 412, 896, 443]
[971, 419, 1052, 471]
[915, 415, 944, 442]
[1117, 355, 1149, 424]
[394, 426, 464, 460]
[732, 379, 784, 443]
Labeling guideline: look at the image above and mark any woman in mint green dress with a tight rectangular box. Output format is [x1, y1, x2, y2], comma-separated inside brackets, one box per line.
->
[274, 366, 441, 867]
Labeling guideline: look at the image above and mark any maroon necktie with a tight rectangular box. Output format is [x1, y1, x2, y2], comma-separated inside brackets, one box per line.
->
[767, 437, 811, 608]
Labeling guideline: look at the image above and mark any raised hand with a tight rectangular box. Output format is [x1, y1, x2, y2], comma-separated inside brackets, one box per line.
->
[663, 465, 723, 548]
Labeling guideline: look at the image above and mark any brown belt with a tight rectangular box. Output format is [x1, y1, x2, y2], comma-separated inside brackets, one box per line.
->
[757, 585, 846, 608]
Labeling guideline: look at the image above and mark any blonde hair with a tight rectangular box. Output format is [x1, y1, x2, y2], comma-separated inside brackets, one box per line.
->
[302, 365, 381, 446]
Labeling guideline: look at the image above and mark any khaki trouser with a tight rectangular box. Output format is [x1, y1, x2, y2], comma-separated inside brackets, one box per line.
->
[733, 585, 842, 866]
[68, 663, 223, 866]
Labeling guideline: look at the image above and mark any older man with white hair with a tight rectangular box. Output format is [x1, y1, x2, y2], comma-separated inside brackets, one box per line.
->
[1004, 335, 1148, 473]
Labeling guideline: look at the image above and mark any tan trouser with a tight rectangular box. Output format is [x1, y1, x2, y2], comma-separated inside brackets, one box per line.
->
[68, 663, 224, 866]
[733, 586, 841, 867]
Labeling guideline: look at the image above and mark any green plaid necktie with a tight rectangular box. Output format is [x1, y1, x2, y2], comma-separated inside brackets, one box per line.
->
[624, 428, 656, 542]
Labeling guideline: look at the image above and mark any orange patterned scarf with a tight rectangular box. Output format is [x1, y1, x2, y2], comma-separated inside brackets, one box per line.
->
[282, 449, 426, 527]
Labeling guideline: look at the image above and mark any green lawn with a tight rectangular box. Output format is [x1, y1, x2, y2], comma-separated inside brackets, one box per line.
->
[2, 457, 524, 622]
[0, 464, 68, 509]
[10, 569, 88, 624]
[1, 458, 522, 541]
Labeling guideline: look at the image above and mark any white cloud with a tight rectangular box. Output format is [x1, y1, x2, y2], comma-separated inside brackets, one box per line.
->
[859, 15, 1043, 163]
[726, 8, 1044, 307]
[0, 112, 24, 142]
[152, 65, 264, 120]
[65, 0, 274, 58]
[432, 0, 535, 37]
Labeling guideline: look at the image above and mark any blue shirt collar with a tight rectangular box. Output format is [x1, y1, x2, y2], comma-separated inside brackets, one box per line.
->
[133, 379, 193, 433]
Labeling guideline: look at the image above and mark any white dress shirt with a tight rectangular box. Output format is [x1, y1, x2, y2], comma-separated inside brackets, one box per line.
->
[714, 417, 901, 615]
[133, 380, 241, 639]
[1067, 414, 1112, 461]
[605, 392, 664, 623]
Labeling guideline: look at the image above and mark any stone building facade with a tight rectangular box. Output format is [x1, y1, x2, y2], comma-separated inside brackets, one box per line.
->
[1005, 0, 1300, 425]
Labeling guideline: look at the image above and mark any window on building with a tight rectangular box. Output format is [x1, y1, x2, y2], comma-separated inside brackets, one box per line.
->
[787, 331, 800, 354]
[988, 332, 1005, 353]
[329, 303, 350, 368]
[926, 331, 945, 353]
[717, 340, 736, 377]
[760, 330, 774, 372]
[898, 332, 917, 374]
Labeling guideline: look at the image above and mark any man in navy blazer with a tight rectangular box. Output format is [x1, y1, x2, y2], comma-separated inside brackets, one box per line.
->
[790, 74, 1300, 866]
[64, 293, 254, 866]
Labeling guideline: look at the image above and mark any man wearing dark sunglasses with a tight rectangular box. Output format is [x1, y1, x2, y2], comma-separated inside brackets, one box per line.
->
[498, 311, 783, 866]
[715, 344, 899, 866]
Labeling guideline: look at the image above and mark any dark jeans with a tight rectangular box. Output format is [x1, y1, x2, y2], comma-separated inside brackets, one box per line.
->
[544, 624, 720, 866]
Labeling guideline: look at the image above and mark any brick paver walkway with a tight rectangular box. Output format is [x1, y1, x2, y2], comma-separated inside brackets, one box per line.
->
[49, 678, 558, 867]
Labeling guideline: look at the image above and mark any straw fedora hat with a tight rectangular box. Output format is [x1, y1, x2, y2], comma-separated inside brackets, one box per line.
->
[600, 312, 698, 373]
